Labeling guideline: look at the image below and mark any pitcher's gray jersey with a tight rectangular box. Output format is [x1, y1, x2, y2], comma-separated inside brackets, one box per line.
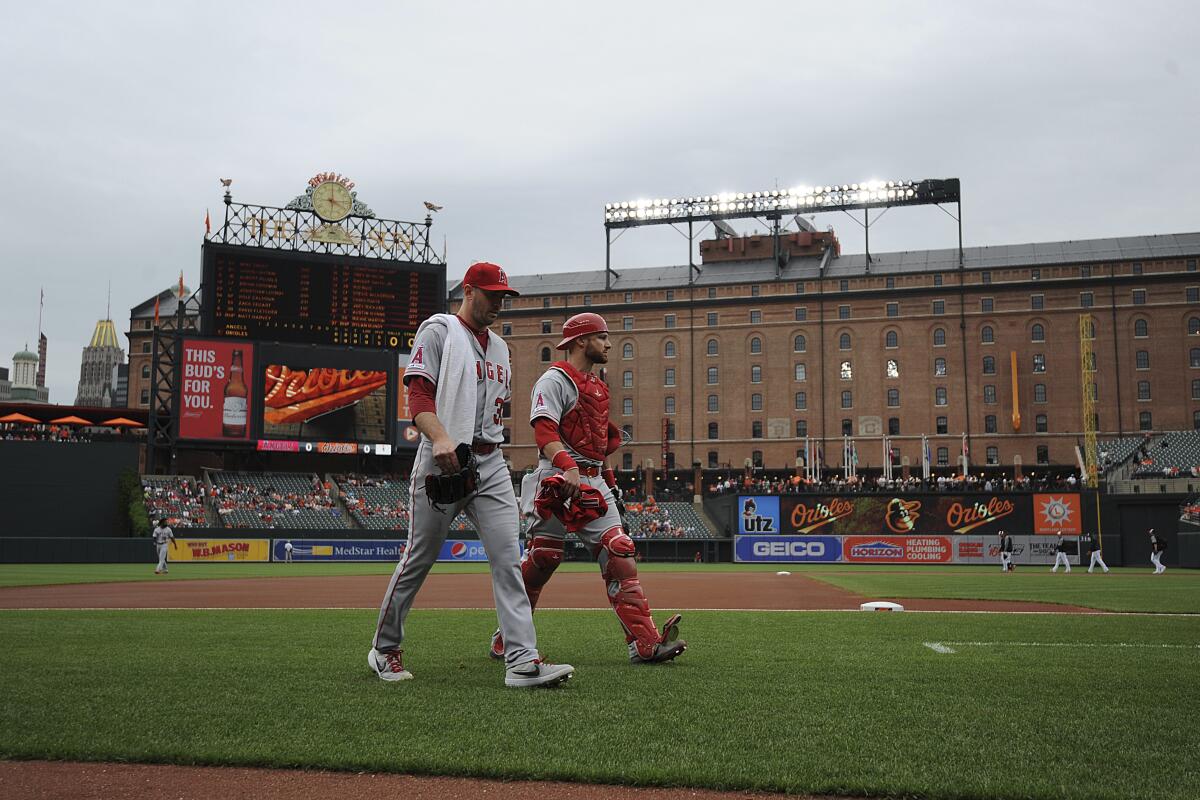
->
[374, 314, 537, 668]
[529, 367, 601, 467]
[404, 317, 512, 444]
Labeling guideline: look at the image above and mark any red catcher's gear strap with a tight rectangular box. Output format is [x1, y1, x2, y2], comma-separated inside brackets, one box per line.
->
[520, 535, 563, 611]
[596, 528, 661, 655]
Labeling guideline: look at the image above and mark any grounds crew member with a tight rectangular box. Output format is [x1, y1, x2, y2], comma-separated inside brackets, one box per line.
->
[490, 312, 687, 664]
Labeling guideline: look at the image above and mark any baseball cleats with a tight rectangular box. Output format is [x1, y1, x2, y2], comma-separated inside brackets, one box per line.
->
[504, 658, 574, 688]
[630, 613, 687, 664]
[488, 628, 504, 661]
[368, 648, 413, 682]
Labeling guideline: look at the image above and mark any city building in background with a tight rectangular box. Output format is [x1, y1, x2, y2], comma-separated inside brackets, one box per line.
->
[9, 344, 49, 403]
[125, 285, 199, 409]
[75, 319, 125, 407]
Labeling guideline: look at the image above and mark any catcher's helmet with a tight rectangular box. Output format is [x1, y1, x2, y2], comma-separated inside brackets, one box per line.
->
[556, 312, 609, 350]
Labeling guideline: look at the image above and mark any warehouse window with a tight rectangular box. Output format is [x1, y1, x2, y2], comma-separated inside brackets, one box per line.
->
[934, 328, 946, 346]
[1031, 324, 1045, 342]
[708, 422, 718, 439]
[752, 421, 763, 439]
[1137, 381, 1151, 400]
[886, 360, 899, 379]
[886, 302, 899, 317]
[1036, 414, 1048, 433]
[706, 312, 717, 326]
[622, 398, 633, 415]
[664, 341, 676, 358]
[933, 299, 945, 315]
[794, 334, 807, 352]
[707, 338, 718, 355]
[1140, 411, 1152, 431]
[1134, 319, 1149, 338]
[937, 416, 948, 435]
[1036, 446, 1049, 464]
[887, 388, 900, 407]
[841, 390, 852, 409]
[889, 417, 900, 435]
[795, 363, 806, 381]
[750, 366, 762, 383]
[982, 356, 994, 375]
[623, 343, 634, 358]
[981, 326, 994, 344]
[839, 333, 852, 350]
[935, 358, 947, 376]
[622, 370, 633, 388]
[981, 297, 994, 312]
[794, 391, 807, 410]
[751, 393, 763, 411]
[1033, 353, 1046, 373]
[708, 395, 719, 412]
[541, 347, 552, 363]
[707, 366, 719, 384]
[795, 419, 808, 437]
[794, 307, 808, 321]
[985, 414, 997, 433]
[1034, 384, 1047, 403]
[936, 447, 949, 466]
[1136, 350, 1149, 370]
[986, 446, 999, 465]
[749, 337, 762, 354]
[935, 387, 948, 406]
[985, 384, 998, 404]
[885, 330, 898, 348]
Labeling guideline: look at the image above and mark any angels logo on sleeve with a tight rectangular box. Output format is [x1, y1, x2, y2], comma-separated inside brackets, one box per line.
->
[410, 346, 425, 367]
[534, 391, 546, 411]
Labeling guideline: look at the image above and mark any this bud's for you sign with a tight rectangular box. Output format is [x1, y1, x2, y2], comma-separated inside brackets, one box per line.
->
[178, 339, 255, 441]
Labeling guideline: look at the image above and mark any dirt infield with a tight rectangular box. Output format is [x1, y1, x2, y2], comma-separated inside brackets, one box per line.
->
[0, 570, 1094, 613]
[0, 761, 807, 800]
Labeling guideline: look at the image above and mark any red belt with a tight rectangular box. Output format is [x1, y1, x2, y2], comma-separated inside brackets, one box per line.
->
[577, 465, 601, 477]
[473, 441, 499, 455]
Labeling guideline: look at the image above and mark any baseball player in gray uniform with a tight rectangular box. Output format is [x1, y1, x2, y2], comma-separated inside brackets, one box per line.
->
[152, 518, 174, 574]
[489, 312, 686, 664]
[368, 262, 574, 688]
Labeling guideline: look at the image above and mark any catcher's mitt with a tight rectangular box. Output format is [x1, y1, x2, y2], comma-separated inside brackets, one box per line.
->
[425, 443, 479, 510]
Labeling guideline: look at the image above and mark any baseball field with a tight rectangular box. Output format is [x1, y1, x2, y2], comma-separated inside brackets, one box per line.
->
[1, 563, 1197, 799]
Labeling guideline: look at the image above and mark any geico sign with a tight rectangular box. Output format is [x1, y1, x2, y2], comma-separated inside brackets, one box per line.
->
[753, 540, 825, 557]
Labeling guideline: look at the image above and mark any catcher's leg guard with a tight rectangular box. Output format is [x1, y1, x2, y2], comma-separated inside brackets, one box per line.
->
[596, 528, 687, 663]
[491, 535, 563, 660]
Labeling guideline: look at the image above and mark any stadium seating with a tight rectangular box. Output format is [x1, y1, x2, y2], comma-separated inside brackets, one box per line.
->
[209, 471, 350, 530]
[1128, 431, 1200, 477]
[624, 501, 716, 539]
[336, 474, 410, 531]
[141, 475, 208, 528]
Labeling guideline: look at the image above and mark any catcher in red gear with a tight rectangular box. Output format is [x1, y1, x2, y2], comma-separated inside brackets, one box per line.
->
[490, 312, 686, 664]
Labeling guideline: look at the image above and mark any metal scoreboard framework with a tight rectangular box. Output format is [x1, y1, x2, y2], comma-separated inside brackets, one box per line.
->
[147, 175, 447, 472]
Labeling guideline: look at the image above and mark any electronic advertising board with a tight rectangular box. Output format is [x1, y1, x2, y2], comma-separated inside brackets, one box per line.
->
[254, 343, 396, 455]
[178, 338, 256, 443]
[201, 242, 443, 351]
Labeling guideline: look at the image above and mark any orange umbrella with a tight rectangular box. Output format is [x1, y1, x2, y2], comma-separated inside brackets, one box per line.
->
[0, 412, 39, 424]
[101, 417, 144, 428]
[50, 415, 93, 426]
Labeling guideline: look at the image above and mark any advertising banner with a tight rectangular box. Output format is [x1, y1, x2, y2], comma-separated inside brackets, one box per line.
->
[736, 494, 1037, 536]
[1032, 494, 1082, 534]
[170, 538, 270, 562]
[178, 339, 256, 441]
[842, 535, 953, 563]
[734, 535, 841, 562]
[269, 538, 517, 562]
[272, 539, 406, 562]
[737, 496, 781, 534]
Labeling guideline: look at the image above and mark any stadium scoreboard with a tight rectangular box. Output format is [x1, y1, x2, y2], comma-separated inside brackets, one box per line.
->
[201, 243, 443, 350]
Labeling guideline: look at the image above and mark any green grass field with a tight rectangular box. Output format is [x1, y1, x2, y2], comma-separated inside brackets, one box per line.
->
[3, 565, 1198, 797]
[1, 607, 1197, 799]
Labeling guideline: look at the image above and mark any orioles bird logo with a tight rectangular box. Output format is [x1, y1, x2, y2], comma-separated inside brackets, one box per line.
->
[885, 497, 922, 533]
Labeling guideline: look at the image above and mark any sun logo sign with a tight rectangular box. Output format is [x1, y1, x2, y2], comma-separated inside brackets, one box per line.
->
[1037, 495, 1077, 533]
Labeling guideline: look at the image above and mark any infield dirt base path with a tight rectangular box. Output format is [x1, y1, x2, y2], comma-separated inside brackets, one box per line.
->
[0, 571, 1093, 613]
[0, 761, 818, 800]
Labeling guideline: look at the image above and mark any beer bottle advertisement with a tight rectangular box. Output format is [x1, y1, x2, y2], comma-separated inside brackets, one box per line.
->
[179, 339, 256, 440]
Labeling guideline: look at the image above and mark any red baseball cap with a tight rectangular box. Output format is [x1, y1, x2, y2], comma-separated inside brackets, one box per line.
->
[463, 262, 519, 296]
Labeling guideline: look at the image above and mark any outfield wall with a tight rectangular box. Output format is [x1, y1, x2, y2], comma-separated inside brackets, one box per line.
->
[0, 441, 140, 537]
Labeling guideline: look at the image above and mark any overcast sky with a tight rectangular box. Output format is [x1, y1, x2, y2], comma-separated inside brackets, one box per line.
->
[1, 1, 1197, 404]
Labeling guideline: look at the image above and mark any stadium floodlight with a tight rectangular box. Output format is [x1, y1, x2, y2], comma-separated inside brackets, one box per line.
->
[603, 178, 957, 227]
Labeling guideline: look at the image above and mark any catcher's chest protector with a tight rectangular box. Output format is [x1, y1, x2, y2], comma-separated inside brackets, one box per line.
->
[553, 362, 609, 461]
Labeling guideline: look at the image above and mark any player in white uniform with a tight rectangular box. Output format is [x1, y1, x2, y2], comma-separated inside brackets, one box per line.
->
[152, 518, 174, 574]
[369, 262, 574, 688]
[490, 312, 686, 664]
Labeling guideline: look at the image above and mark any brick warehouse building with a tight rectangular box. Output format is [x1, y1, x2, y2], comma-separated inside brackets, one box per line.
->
[452, 230, 1200, 473]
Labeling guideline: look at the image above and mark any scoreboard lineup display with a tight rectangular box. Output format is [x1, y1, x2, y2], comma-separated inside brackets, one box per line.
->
[202, 244, 443, 349]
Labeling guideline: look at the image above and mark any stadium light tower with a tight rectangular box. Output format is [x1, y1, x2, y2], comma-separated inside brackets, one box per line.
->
[601, 178, 962, 289]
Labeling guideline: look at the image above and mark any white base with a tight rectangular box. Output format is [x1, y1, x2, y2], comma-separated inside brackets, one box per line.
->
[860, 601, 905, 612]
[776, 571, 792, 576]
